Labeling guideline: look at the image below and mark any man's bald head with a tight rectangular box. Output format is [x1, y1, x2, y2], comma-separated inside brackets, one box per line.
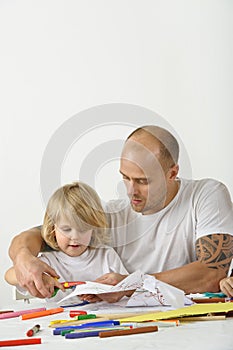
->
[126, 125, 179, 170]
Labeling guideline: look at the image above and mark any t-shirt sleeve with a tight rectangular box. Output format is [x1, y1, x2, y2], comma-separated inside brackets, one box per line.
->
[195, 180, 233, 239]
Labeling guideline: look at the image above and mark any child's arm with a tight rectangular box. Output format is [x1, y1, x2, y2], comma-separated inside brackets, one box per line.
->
[5, 267, 18, 286]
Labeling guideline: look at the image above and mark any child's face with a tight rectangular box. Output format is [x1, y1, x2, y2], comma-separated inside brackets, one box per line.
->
[54, 216, 92, 257]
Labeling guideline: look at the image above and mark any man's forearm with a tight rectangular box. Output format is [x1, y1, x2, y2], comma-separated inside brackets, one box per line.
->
[9, 227, 43, 263]
[153, 261, 226, 293]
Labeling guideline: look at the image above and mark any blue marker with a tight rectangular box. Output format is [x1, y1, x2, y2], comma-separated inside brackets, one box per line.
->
[203, 292, 226, 298]
[53, 321, 120, 335]
[60, 300, 90, 308]
[65, 330, 110, 338]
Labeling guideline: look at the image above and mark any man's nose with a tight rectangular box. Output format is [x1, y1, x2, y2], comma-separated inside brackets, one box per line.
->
[127, 181, 138, 195]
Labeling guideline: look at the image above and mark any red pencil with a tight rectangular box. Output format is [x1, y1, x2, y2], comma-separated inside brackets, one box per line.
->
[0, 338, 41, 347]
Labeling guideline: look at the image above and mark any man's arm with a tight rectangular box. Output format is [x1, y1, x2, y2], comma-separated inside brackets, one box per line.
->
[151, 233, 233, 293]
[8, 227, 60, 298]
[93, 233, 233, 302]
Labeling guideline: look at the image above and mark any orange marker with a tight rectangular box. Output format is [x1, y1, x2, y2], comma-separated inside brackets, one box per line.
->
[21, 307, 64, 320]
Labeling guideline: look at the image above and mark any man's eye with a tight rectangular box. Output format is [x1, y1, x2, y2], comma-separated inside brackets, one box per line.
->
[122, 175, 129, 180]
[62, 228, 71, 232]
[138, 179, 148, 185]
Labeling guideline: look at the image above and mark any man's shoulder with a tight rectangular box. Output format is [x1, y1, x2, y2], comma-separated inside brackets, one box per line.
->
[181, 177, 227, 192]
[180, 178, 231, 204]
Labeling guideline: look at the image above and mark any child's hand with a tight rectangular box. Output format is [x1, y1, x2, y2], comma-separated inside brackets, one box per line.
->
[219, 277, 233, 297]
[79, 273, 133, 303]
[79, 294, 102, 303]
[95, 272, 127, 286]
[93, 273, 133, 303]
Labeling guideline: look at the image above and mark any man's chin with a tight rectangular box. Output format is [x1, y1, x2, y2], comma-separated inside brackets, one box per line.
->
[131, 203, 144, 213]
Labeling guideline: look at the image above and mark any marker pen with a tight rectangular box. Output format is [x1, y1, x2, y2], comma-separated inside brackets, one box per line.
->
[26, 324, 41, 337]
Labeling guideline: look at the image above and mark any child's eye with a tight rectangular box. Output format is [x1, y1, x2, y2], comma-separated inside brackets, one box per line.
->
[62, 228, 71, 232]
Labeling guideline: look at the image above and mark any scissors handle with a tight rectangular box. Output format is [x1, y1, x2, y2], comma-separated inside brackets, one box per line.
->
[51, 281, 86, 297]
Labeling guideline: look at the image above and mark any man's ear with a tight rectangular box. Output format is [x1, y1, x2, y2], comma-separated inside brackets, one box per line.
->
[168, 164, 179, 180]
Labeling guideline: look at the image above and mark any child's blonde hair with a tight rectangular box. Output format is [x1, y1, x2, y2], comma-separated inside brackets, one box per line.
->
[41, 181, 108, 250]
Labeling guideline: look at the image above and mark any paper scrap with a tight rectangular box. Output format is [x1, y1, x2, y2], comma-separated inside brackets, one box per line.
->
[127, 274, 184, 308]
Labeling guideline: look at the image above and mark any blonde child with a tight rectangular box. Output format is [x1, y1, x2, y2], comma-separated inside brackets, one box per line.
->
[5, 181, 128, 303]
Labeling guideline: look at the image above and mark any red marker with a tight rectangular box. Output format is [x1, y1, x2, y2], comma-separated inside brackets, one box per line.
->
[69, 310, 87, 317]
[26, 324, 41, 337]
[62, 281, 86, 288]
[0, 338, 41, 346]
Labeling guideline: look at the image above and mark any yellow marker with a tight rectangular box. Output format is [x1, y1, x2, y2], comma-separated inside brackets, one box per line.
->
[49, 320, 69, 325]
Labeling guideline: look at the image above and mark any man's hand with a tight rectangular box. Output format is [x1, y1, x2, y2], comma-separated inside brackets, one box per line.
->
[14, 251, 62, 298]
[220, 277, 233, 297]
[40, 273, 65, 298]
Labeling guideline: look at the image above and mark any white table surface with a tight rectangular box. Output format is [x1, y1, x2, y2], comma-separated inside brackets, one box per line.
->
[1, 299, 233, 350]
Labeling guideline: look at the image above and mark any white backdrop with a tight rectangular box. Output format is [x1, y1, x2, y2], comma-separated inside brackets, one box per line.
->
[0, 0, 232, 306]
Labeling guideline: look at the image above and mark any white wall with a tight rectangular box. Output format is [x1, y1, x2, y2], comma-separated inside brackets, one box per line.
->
[0, 0, 232, 306]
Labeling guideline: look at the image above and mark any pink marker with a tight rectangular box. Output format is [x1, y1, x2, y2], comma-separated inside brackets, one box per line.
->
[0, 307, 46, 320]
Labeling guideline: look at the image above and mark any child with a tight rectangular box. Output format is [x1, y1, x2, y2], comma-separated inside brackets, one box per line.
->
[5, 181, 128, 303]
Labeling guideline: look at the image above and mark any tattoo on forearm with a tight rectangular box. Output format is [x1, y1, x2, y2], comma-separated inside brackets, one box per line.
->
[196, 234, 233, 272]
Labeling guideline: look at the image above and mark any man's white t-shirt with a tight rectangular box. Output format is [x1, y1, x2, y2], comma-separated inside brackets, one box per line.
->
[105, 178, 233, 274]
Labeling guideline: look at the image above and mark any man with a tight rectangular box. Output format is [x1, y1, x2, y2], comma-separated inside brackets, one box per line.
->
[8, 125, 233, 299]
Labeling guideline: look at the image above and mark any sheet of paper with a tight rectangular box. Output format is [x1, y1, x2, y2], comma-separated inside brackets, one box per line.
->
[119, 302, 233, 322]
[58, 270, 185, 309]
[58, 270, 144, 304]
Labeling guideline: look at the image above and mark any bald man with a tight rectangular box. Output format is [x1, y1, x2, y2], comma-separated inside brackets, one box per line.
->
[8, 125, 233, 299]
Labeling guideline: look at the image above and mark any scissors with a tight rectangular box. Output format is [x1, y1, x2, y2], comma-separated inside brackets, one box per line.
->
[52, 281, 86, 297]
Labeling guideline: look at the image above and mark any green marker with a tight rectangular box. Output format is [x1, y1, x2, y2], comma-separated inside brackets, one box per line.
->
[78, 314, 97, 320]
